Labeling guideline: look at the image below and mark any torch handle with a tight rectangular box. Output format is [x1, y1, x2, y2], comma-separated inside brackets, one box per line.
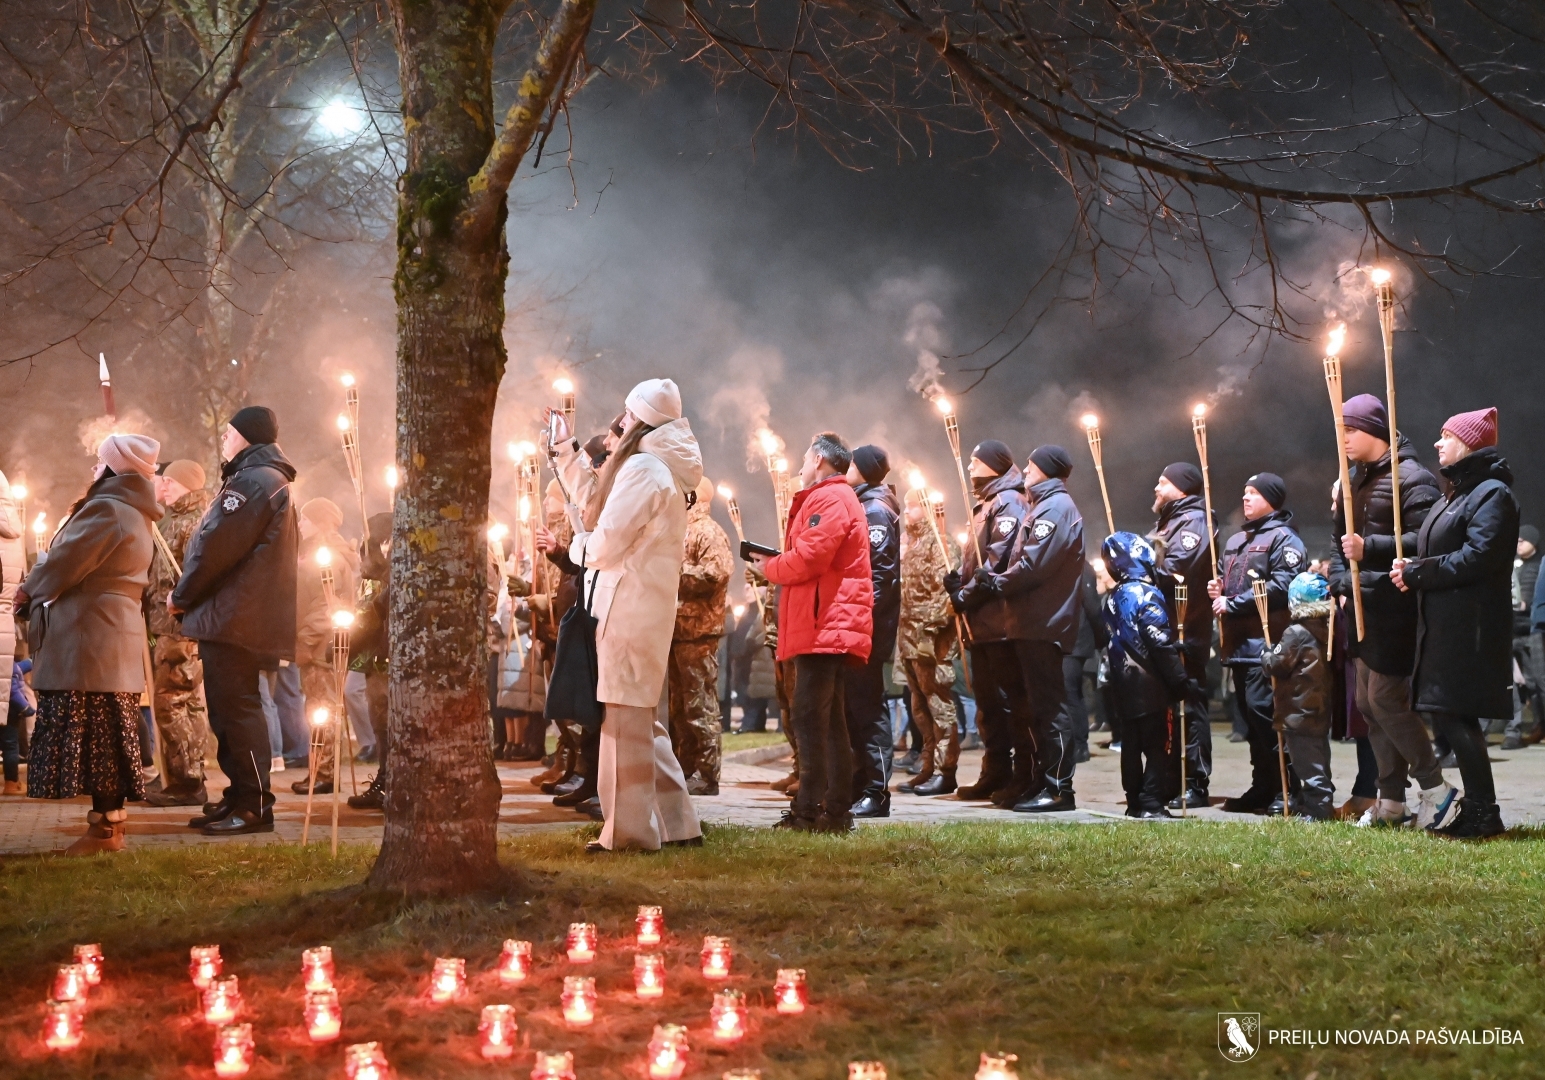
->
[1251, 581, 1273, 649]
[1379, 289, 1404, 560]
[921, 497, 972, 647]
[1327, 394, 1367, 641]
[1093, 462, 1115, 536]
[151, 525, 182, 579]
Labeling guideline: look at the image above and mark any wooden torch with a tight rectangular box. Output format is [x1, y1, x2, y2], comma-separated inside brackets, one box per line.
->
[1322, 324, 1366, 641]
[1081, 413, 1115, 536]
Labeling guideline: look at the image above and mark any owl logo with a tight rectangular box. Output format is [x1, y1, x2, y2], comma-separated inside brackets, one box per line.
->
[1217, 1013, 1260, 1062]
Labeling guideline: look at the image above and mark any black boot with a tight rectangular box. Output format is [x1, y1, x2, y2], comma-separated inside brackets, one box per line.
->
[550, 774, 586, 798]
[851, 791, 890, 818]
[1221, 787, 1275, 814]
[202, 808, 275, 835]
[1166, 787, 1209, 810]
[347, 773, 385, 811]
[292, 778, 333, 796]
[1430, 798, 1505, 840]
[189, 800, 232, 829]
[910, 771, 957, 796]
[956, 770, 1012, 800]
[554, 779, 598, 807]
[1013, 788, 1077, 813]
[146, 783, 209, 808]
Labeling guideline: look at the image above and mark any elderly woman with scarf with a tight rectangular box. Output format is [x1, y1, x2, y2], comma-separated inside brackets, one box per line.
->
[14, 434, 163, 854]
[553, 378, 705, 852]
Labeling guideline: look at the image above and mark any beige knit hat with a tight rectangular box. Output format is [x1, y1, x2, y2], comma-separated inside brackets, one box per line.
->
[97, 433, 161, 478]
[163, 459, 206, 492]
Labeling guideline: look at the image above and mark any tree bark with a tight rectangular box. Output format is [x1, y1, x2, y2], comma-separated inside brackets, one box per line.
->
[369, 0, 510, 895]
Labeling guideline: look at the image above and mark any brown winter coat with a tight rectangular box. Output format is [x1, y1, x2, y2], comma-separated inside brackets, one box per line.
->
[21, 473, 163, 693]
[898, 519, 958, 663]
[296, 530, 360, 668]
[674, 500, 732, 643]
[146, 487, 213, 637]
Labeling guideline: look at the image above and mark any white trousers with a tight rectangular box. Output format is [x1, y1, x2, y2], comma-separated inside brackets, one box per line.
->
[597, 695, 701, 851]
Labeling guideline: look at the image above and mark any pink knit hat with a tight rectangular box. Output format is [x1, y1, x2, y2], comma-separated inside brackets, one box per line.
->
[1442, 407, 1498, 450]
[97, 433, 161, 477]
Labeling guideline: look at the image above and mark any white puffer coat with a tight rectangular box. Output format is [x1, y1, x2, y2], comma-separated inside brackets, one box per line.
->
[564, 419, 703, 708]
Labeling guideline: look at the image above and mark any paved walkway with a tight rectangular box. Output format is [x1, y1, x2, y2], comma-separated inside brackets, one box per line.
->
[2, 727, 1542, 855]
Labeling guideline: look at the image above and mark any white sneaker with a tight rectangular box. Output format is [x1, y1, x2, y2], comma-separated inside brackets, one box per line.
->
[1354, 799, 1411, 828]
[1416, 781, 1459, 830]
[270, 755, 286, 774]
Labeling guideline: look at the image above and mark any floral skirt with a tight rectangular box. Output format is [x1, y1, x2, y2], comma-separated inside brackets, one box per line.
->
[26, 691, 146, 801]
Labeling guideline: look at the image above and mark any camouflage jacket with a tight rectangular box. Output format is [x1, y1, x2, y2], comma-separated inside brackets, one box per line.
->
[297, 529, 360, 666]
[897, 518, 959, 662]
[674, 502, 733, 643]
[145, 488, 213, 637]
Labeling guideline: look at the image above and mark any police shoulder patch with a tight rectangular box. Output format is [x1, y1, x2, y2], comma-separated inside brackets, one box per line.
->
[1179, 531, 1200, 551]
[994, 515, 1015, 538]
[1283, 547, 1301, 567]
[1032, 518, 1055, 541]
[220, 491, 248, 514]
[868, 524, 887, 547]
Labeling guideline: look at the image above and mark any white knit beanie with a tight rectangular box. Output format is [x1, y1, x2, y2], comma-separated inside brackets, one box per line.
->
[98, 433, 161, 478]
[624, 378, 682, 428]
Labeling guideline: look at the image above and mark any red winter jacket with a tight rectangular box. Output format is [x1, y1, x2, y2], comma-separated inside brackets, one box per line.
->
[764, 475, 873, 662]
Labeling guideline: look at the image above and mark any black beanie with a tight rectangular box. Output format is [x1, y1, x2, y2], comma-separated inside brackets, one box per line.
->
[230, 405, 279, 445]
[1246, 472, 1287, 510]
[1161, 462, 1203, 496]
[1028, 444, 1073, 481]
[851, 444, 890, 485]
[971, 440, 1014, 476]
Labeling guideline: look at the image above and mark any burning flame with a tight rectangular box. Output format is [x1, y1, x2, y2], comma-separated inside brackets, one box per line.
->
[1081, 413, 1099, 430]
[934, 396, 953, 416]
[340, 373, 356, 388]
[757, 429, 780, 456]
[553, 376, 575, 395]
[10, 483, 26, 500]
[32, 512, 46, 536]
[331, 610, 355, 629]
[384, 465, 399, 490]
[507, 441, 523, 462]
[316, 547, 332, 567]
[487, 522, 509, 544]
[1325, 323, 1347, 357]
[310, 706, 331, 727]
[907, 468, 927, 490]
[335, 414, 351, 432]
[518, 495, 531, 522]
[1192, 403, 1208, 418]
[1369, 267, 1392, 285]
[716, 484, 734, 500]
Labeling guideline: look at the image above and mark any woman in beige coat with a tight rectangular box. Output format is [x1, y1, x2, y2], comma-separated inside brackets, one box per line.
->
[555, 379, 704, 852]
[0, 468, 23, 692]
[15, 435, 163, 855]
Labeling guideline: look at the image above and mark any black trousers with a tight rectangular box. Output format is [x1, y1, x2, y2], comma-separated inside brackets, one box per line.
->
[1120, 708, 1180, 811]
[968, 641, 1032, 786]
[1427, 711, 1496, 805]
[1230, 664, 1299, 798]
[1015, 640, 1073, 796]
[791, 654, 852, 820]
[739, 698, 769, 733]
[1061, 654, 1090, 758]
[200, 640, 275, 814]
[1180, 639, 1213, 791]
[844, 651, 891, 799]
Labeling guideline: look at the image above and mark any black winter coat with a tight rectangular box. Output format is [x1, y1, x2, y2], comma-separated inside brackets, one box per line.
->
[854, 482, 902, 660]
[1407, 447, 1519, 719]
[173, 442, 299, 660]
[1217, 509, 1306, 665]
[1328, 437, 1440, 675]
[1514, 554, 1540, 637]
[1071, 563, 1109, 660]
[995, 477, 1087, 652]
[1149, 494, 1217, 653]
[953, 468, 1033, 643]
[1261, 606, 1333, 735]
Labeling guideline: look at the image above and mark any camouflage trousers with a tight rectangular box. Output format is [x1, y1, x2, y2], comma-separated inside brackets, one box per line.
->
[152, 634, 210, 794]
[902, 657, 959, 775]
[776, 657, 798, 773]
[668, 640, 722, 784]
[301, 662, 346, 786]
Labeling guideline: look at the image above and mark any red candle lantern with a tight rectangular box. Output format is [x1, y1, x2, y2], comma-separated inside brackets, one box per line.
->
[634, 953, 665, 999]
[41, 1000, 84, 1051]
[723, 1071, 762, 1080]
[190, 945, 222, 989]
[203, 976, 242, 1025]
[213, 1023, 255, 1077]
[849, 1063, 887, 1080]
[344, 1041, 391, 1080]
[499, 939, 533, 984]
[700, 936, 732, 980]
[774, 968, 808, 1014]
[479, 1004, 518, 1060]
[646, 1024, 690, 1080]
[73, 944, 104, 987]
[429, 957, 466, 1003]
[531, 1050, 576, 1080]
[561, 976, 596, 1027]
[565, 922, 597, 963]
[51, 964, 88, 1003]
[302, 946, 335, 992]
[635, 905, 664, 947]
[975, 1053, 1019, 1080]
[710, 989, 746, 1043]
[304, 988, 342, 1042]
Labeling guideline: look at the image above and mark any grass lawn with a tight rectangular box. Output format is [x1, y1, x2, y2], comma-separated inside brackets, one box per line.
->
[722, 732, 790, 754]
[1, 821, 1541, 1078]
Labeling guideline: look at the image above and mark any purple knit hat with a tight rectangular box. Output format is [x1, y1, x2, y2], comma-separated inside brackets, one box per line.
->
[1341, 394, 1389, 442]
[1443, 407, 1498, 450]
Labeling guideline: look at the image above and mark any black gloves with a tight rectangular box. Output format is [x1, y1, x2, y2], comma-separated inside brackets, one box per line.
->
[943, 569, 962, 594]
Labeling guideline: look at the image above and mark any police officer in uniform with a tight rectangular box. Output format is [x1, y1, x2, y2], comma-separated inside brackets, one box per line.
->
[947, 440, 1033, 803]
[1208, 472, 1307, 814]
[995, 445, 1086, 813]
[845, 445, 901, 817]
[1149, 462, 1217, 808]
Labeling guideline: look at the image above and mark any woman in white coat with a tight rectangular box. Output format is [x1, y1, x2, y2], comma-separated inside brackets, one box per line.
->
[554, 378, 703, 851]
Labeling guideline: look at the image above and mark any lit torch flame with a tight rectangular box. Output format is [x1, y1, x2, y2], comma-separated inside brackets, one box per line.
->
[1081, 413, 1099, 430]
[907, 468, 927, 491]
[1326, 324, 1347, 357]
[331, 609, 355, 629]
[340, 373, 356, 388]
[716, 484, 734, 500]
[384, 465, 399, 490]
[552, 377, 575, 395]
[1192, 403, 1208, 419]
[487, 522, 509, 544]
[1369, 267, 1392, 286]
[934, 396, 953, 416]
[335, 414, 351, 432]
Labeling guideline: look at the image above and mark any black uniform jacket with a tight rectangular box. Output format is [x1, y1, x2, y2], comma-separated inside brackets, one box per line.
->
[995, 477, 1086, 653]
[954, 468, 1033, 643]
[1149, 494, 1217, 655]
[1408, 448, 1519, 719]
[1217, 509, 1306, 666]
[854, 482, 902, 660]
[173, 442, 299, 660]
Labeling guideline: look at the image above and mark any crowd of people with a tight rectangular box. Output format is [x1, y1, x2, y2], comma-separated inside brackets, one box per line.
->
[0, 379, 1534, 853]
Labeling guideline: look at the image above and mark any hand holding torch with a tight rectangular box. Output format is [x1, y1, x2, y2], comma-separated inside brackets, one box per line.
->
[1371, 267, 1404, 558]
[1251, 575, 1290, 820]
[719, 484, 767, 621]
[553, 377, 576, 433]
[1081, 413, 1115, 535]
[1190, 405, 1221, 584]
[936, 397, 983, 564]
[1322, 325, 1366, 641]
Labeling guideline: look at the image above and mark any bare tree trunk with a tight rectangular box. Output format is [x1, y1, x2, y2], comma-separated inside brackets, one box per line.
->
[368, 0, 510, 894]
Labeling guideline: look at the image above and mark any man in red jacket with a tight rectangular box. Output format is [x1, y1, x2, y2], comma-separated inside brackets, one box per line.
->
[748, 432, 874, 833]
